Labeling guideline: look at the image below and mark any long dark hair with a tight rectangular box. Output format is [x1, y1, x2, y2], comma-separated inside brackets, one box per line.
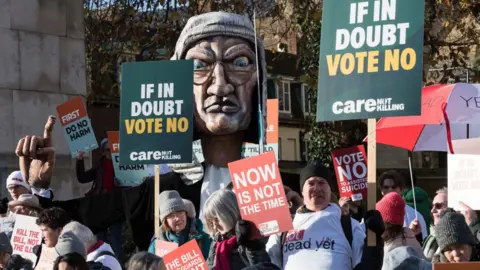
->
[53, 253, 89, 270]
[382, 223, 405, 243]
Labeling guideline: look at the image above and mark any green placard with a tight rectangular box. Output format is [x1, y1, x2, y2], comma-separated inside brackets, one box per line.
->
[119, 60, 194, 165]
[316, 0, 424, 121]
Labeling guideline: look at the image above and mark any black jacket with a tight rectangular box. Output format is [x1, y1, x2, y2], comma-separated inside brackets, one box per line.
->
[5, 254, 33, 270]
[76, 157, 119, 196]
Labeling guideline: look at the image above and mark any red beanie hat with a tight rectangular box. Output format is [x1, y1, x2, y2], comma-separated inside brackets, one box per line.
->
[376, 192, 405, 225]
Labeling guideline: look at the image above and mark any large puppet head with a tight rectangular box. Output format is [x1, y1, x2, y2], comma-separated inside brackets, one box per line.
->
[171, 12, 267, 145]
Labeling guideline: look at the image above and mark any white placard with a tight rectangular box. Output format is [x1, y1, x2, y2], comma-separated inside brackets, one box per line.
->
[10, 215, 42, 264]
[448, 153, 480, 210]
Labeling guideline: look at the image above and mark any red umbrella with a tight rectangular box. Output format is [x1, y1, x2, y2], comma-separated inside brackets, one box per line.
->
[365, 84, 480, 152]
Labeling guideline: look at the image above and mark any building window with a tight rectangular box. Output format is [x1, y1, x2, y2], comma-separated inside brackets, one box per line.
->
[277, 81, 291, 113]
[302, 84, 313, 115]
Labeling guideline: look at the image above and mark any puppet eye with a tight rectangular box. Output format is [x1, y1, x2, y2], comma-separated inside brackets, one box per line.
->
[193, 59, 208, 70]
[233, 56, 250, 68]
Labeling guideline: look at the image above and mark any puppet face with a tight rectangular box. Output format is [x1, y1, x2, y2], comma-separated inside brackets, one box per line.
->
[186, 36, 257, 136]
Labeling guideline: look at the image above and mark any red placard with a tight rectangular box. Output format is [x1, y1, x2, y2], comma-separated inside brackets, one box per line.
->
[56, 96, 88, 126]
[155, 240, 178, 257]
[228, 152, 293, 237]
[162, 240, 206, 270]
[331, 145, 368, 201]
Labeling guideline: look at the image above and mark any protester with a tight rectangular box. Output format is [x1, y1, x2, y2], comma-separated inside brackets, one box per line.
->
[148, 191, 211, 259]
[382, 246, 432, 270]
[377, 192, 425, 261]
[0, 232, 33, 270]
[36, 207, 72, 247]
[127, 252, 166, 270]
[8, 194, 42, 217]
[402, 186, 432, 233]
[53, 253, 89, 270]
[379, 171, 427, 240]
[266, 161, 365, 270]
[76, 138, 123, 262]
[6, 171, 30, 201]
[203, 189, 270, 269]
[361, 210, 385, 270]
[62, 221, 122, 270]
[422, 187, 448, 261]
[55, 232, 87, 258]
[432, 208, 480, 263]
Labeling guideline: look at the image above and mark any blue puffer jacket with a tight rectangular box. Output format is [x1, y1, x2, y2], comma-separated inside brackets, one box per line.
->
[148, 218, 211, 260]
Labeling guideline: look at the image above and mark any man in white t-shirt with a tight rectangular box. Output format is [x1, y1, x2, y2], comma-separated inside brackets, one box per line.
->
[266, 161, 365, 270]
[378, 170, 427, 240]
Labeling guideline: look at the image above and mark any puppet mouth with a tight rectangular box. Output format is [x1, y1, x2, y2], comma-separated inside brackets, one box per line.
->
[204, 99, 239, 113]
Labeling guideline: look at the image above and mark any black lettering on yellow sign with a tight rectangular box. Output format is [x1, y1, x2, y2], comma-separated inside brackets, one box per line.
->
[124, 117, 189, 135]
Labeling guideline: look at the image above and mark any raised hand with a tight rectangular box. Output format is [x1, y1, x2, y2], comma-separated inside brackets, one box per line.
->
[15, 116, 56, 188]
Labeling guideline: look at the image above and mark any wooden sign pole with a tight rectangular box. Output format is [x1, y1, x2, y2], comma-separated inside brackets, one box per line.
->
[154, 165, 161, 238]
[367, 119, 377, 246]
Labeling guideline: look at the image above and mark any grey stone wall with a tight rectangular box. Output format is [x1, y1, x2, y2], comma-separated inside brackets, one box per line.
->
[0, 0, 92, 200]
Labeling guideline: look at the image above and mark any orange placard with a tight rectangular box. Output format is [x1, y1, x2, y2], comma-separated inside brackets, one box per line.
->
[162, 240, 206, 270]
[228, 151, 293, 237]
[56, 96, 88, 126]
[434, 262, 480, 269]
[155, 240, 178, 257]
[266, 99, 278, 144]
[107, 131, 120, 154]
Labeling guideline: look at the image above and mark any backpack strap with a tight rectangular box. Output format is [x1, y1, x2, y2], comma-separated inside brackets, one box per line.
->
[340, 215, 353, 248]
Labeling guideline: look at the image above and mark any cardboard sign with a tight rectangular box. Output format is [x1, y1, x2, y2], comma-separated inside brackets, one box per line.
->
[331, 145, 368, 201]
[193, 99, 280, 163]
[119, 60, 194, 165]
[163, 240, 207, 270]
[155, 240, 178, 257]
[11, 215, 42, 264]
[0, 216, 15, 233]
[34, 244, 58, 270]
[56, 96, 98, 158]
[228, 152, 293, 237]
[107, 131, 152, 186]
[316, 0, 424, 121]
[434, 262, 480, 269]
[448, 153, 480, 210]
[242, 99, 279, 159]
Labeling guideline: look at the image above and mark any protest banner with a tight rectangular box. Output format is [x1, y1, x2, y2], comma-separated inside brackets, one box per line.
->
[119, 60, 194, 165]
[316, 0, 424, 121]
[434, 262, 480, 270]
[163, 240, 207, 270]
[228, 151, 293, 237]
[447, 138, 480, 210]
[331, 145, 368, 201]
[0, 216, 15, 233]
[107, 131, 151, 186]
[155, 240, 178, 257]
[56, 96, 98, 158]
[11, 215, 42, 263]
[34, 245, 58, 270]
[193, 99, 279, 162]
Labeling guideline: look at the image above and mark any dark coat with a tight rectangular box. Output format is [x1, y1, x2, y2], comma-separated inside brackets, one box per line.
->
[76, 157, 118, 196]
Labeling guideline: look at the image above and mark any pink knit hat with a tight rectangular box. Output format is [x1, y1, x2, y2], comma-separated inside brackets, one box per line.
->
[376, 192, 405, 225]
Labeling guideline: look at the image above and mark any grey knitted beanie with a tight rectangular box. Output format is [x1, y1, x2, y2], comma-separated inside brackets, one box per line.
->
[435, 208, 476, 252]
[55, 231, 87, 258]
[159, 191, 187, 221]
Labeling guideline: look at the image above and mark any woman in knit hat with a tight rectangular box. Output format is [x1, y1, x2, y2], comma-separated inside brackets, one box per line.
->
[203, 189, 270, 270]
[376, 192, 425, 259]
[433, 208, 480, 263]
[148, 191, 211, 259]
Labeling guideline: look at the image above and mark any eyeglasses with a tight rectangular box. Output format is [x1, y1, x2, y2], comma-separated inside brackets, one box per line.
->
[193, 61, 256, 86]
[431, 202, 446, 210]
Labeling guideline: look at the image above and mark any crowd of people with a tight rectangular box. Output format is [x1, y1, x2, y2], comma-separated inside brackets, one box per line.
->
[0, 145, 478, 270]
